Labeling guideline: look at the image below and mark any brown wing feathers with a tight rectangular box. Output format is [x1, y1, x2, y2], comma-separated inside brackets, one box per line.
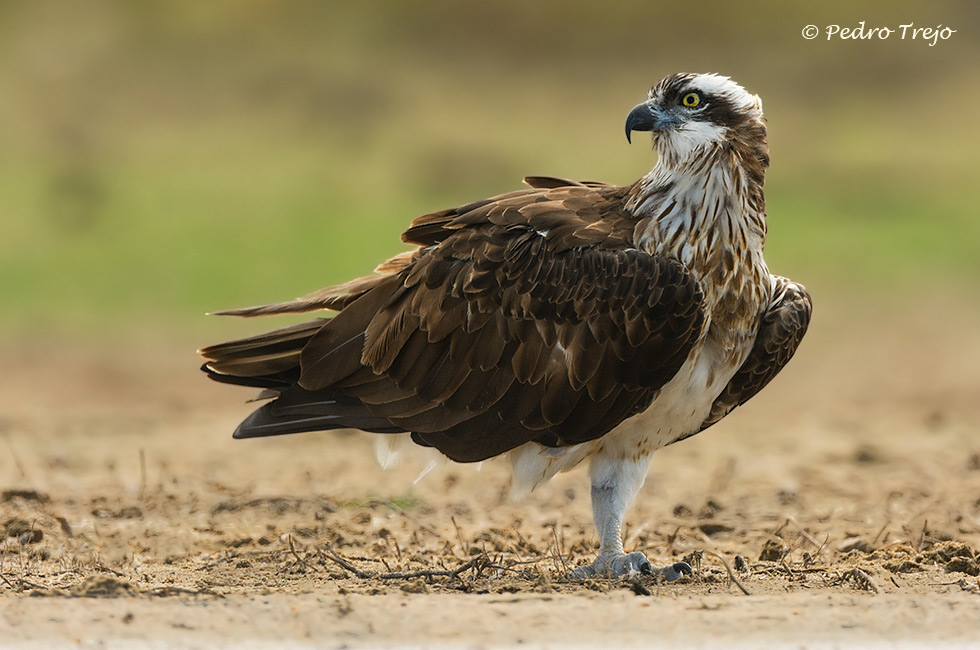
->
[200, 185, 706, 462]
[696, 277, 812, 433]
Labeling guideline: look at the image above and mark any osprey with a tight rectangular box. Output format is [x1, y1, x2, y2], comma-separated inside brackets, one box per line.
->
[200, 73, 811, 579]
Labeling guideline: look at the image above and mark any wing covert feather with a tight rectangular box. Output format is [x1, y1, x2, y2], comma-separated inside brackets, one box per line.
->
[205, 183, 707, 462]
[697, 277, 811, 432]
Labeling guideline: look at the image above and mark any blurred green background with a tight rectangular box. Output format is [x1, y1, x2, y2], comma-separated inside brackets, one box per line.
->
[1, 0, 978, 344]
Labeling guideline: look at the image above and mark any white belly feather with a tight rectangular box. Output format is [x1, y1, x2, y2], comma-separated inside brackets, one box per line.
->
[508, 336, 745, 498]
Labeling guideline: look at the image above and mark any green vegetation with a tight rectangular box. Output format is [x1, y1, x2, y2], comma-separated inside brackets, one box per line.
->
[1, 2, 976, 339]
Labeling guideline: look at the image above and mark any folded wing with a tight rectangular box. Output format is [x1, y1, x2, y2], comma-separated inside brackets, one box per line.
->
[201, 184, 706, 462]
[696, 276, 812, 433]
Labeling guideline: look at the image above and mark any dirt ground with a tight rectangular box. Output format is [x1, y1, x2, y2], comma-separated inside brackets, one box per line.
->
[2, 297, 980, 648]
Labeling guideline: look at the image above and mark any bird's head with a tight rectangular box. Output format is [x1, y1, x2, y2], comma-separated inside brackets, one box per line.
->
[626, 73, 766, 169]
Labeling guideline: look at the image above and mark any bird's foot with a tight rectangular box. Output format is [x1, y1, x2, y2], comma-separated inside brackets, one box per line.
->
[570, 552, 693, 581]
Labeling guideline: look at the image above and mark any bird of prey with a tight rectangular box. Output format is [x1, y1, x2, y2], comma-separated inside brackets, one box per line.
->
[200, 73, 811, 580]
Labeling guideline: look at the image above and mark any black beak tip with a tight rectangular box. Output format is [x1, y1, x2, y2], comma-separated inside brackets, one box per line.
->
[625, 101, 655, 145]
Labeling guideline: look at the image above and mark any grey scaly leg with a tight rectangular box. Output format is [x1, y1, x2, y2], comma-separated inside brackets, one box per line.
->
[571, 453, 692, 581]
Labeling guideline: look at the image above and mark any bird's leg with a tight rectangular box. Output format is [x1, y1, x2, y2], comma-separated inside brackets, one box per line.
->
[571, 453, 692, 581]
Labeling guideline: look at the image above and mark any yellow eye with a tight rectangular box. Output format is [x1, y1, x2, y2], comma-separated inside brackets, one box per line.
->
[681, 92, 701, 107]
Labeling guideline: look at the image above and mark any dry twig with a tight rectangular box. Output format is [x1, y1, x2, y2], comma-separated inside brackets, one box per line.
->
[286, 534, 313, 570]
[703, 551, 750, 595]
[780, 558, 796, 578]
[549, 526, 572, 577]
[319, 544, 482, 581]
[0, 570, 46, 593]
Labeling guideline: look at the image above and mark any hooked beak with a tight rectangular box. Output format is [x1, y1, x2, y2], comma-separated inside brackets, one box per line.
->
[625, 101, 682, 143]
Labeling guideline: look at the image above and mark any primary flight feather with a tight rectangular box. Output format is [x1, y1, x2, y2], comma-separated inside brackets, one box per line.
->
[200, 73, 812, 578]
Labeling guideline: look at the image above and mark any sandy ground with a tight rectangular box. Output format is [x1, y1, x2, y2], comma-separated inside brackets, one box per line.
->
[2, 296, 980, 648]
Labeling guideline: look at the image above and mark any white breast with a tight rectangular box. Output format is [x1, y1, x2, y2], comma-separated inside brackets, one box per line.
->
[507, 332, 745, 497]
[599, 341, 738, 457]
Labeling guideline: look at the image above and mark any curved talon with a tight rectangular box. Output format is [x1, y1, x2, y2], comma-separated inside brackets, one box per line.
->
[571, 552, 691, 580]
[660, 561, 694, 582]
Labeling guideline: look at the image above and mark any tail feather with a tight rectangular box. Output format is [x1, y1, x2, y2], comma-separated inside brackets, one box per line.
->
[200, 320, 324, 378]
[233, 387, 405, 439]
[199, 320, 325, 357]
[201, 310, 408, 438]
[233, 405, 403, 438]
[212, 262, 413, 318]
[201, 363, 296, 389]
[522, 176, 610, 189]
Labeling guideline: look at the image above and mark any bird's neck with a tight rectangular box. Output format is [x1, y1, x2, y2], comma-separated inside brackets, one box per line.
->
[628, 146, 767, 273]
[626, 145, 771, 337]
